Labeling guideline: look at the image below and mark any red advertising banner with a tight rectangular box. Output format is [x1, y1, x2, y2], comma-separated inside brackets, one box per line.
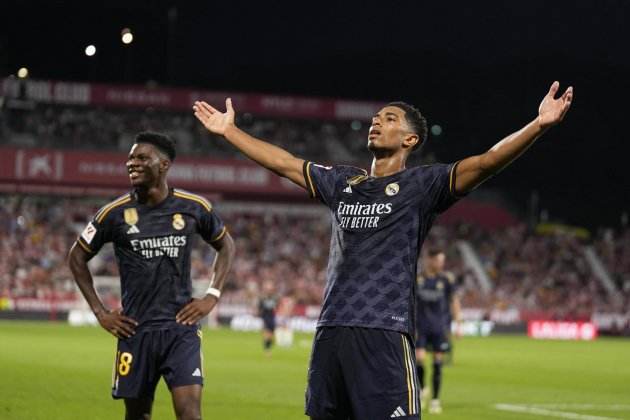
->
[1, 78, 383, 121]
[0, 146, 519, 225]
[528, 320, 598, 341]
[0, 146, 304, 197]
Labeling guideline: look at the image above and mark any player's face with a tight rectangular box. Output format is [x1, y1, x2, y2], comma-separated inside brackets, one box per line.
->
[367, 106, 417, 154]
[426, 253, 446, 272]
[126, 143, 166, 188]
[262, 281, 274, 294]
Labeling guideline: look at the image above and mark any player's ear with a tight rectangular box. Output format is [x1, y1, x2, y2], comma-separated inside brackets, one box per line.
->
[402, 133, 419, 150]
[159, 158, 171, 173]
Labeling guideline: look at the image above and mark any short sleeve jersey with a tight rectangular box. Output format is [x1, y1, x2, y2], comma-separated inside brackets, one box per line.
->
[304, 161, 460, 335]
[415, 272, 457, 335]
[75, 189, 226, 329]
[258, 296, 278, 319]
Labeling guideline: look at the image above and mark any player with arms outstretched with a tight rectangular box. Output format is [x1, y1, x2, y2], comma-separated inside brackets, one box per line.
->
[68, 132, 235, 420]
[415, 248, 461, 414]
[193, 81, 572, 419]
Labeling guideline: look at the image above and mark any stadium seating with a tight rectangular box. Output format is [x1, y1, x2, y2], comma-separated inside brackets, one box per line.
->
[1, 194, 628, 324]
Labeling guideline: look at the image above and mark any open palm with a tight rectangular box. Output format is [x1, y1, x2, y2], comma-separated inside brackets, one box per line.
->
[538, 81, 573, 128]
[193, 98, 235, 136]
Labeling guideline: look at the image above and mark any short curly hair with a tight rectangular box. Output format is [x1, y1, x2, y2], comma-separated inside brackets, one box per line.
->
[135, 131, 177, 161]
[387, 101, 428, 150]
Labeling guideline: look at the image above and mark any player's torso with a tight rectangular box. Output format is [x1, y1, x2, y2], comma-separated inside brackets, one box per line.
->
[320, 169, 427, 334]
[112, 197, 196, 264]
[260, 296, 277, 316]
[416, 274, 449, 330]
[331, 171, 422, 244]
[109, 193, 202, 326]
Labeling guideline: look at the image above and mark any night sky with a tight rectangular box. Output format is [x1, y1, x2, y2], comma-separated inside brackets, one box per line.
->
[3, 0, 629, 229]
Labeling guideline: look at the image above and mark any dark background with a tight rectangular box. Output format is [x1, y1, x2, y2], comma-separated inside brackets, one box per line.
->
[2, 0, 628, 229]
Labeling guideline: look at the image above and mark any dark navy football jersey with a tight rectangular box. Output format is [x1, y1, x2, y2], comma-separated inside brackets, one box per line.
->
[304, 161, 460, 335]
[258, 296, 278, 318]
[75, 188, 226, 329]
[416, 273, 456, 335]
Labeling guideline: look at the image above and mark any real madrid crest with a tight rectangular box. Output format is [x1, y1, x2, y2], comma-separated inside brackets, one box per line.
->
[385, 182, 400, 196]
[124, 208, 139, 226]
[172, 213, 186, 230]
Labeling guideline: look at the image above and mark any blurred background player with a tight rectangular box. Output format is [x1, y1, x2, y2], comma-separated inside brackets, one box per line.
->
[67, 132, 235, 420]
[258, 280, 279, 355]
[415, 248, 461, 414]
[443, 274, 462, 366]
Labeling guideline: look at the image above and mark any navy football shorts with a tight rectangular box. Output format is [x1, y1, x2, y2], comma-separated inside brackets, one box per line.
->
[305, 326, 420, 419]
[415, 330, 449, 353]
[262, 314, 276, 332]
[111, 325, 203, 400]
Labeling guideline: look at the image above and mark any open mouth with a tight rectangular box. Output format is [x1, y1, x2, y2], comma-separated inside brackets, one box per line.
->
[128, 169, 143, 180]
[368, 129, 381, 139]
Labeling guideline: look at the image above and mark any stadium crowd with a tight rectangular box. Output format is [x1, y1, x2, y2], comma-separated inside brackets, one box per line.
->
[0, 104, 381, 165]
[1, 194, 628, 324]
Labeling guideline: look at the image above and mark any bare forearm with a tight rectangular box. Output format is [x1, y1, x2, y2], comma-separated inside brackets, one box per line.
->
[207, 235, 235, 295]
[480, 118, 546, 174]
[455, 82, 573, 194]
[451, 297, 462, 323]
[223, 125, 306, 188]
[455, 118, 546, 193]
[68, 252, 107, 316]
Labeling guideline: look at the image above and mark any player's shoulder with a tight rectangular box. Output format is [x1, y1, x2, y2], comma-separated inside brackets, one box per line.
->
[172, 188, 213, 213]
[93, 192, 133, 224]
[411, 162, 452, 177]
[443, 271, 456, 283]
[309, 162, 367, 178]
[406, 163, 455, 190]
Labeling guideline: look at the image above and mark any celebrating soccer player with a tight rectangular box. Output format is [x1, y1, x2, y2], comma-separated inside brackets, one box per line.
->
[415, 248, 461, 414]
[193, 81, 572, 419]
[68, 132, 235, 420]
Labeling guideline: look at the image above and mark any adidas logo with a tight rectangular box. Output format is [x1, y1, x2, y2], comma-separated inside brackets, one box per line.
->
[343, 185, 352, 193]
[126, 225, 140, 234]
[192, 368, 202, 377]
[390, 406, 406, 417]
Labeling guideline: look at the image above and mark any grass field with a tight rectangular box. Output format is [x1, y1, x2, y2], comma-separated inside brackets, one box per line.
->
[1, 321, 629, 420]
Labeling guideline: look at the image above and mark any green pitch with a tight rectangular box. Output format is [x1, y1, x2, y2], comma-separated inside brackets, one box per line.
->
[1, 322, 629, 420]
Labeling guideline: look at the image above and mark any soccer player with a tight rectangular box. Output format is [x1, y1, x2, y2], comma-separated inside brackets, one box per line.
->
[193, 81, 572, 419]
[67, 132, 235, 420]
[258, 280, 279, 355]
[415, 248, 460, 414]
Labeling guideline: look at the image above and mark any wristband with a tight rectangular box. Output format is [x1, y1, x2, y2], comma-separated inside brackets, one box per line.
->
[206, 287, 221, 299]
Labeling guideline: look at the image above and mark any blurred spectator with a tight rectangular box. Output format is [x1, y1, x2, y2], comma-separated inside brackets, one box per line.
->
[0, 105, 380, 165]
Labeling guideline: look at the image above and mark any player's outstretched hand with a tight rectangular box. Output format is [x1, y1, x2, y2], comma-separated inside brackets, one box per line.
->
[538, 81, 573, 129]
[97, 309, 138, 339]
[193, 98, 235, 136]
[176, 297, 218, 326]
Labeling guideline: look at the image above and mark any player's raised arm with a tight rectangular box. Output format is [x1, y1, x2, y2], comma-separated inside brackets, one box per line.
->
[193, 99, 307, 189]
[453, 81, 573, 195]
[67, 243, 138, 338]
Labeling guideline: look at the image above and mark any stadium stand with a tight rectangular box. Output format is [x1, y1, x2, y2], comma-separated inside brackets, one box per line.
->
[1, 104, 373, 165]
[1, 194, 628, 333]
